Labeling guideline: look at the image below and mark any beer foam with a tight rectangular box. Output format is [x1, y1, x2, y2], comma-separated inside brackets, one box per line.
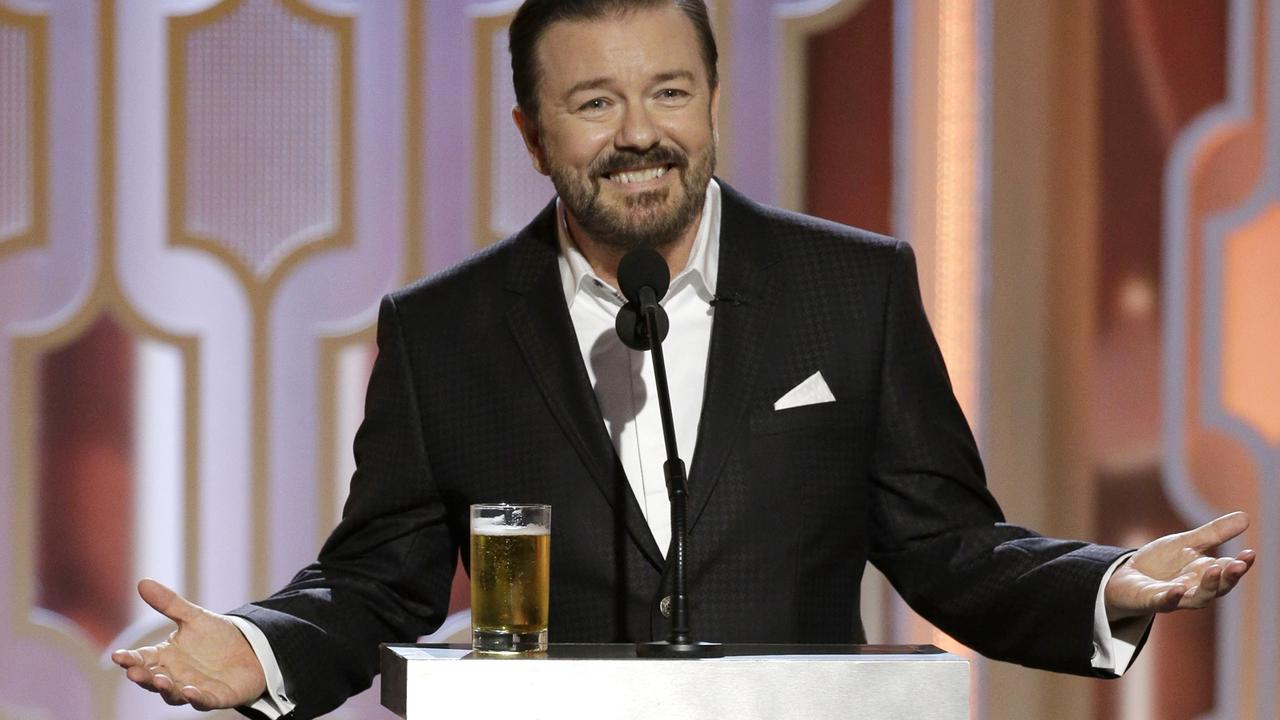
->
[471, 517, 549, 536]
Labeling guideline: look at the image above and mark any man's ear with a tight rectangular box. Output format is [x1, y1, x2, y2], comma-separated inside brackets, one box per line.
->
[512, 105, 549, 176]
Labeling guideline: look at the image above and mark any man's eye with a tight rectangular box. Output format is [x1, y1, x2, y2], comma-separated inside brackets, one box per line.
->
[579, 98, 609, 112]
[657, 89, 688, 100]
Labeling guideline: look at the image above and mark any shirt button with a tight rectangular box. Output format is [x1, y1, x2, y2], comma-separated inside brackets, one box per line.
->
[660, 595, 672, 618]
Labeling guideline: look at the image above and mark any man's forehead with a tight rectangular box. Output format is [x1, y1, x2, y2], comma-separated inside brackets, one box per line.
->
[534, 6, 706, 88]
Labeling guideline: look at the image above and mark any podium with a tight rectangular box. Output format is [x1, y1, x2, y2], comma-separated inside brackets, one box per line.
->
[381, 643, 968, 719]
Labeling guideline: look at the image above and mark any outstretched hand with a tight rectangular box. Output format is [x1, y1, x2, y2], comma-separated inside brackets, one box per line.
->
[1105, 511, 1256, 622]
[111, 579, 266, 710]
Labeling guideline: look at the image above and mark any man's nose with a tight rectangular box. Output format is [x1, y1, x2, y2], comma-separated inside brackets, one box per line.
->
[616, 102, 659, 151]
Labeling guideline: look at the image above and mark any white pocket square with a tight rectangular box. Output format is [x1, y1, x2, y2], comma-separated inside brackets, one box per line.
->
[773, 371, 836, 411]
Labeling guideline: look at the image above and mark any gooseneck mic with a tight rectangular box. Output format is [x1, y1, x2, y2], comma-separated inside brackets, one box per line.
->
[615, 247, 722, 659]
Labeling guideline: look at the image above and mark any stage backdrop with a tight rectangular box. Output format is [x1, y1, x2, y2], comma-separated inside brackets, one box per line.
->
[0, 1, 1275, 719]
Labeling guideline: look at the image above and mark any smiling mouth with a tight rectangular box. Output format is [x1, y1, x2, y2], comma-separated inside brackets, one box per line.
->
[603, 165, 673, 184]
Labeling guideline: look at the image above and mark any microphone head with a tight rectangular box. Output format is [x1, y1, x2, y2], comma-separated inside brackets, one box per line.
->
[617, 247, 670, 305]
[614, 301, 670, 350]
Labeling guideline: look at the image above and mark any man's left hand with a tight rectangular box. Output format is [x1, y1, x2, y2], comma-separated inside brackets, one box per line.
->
[1105, 511, 1255, 622]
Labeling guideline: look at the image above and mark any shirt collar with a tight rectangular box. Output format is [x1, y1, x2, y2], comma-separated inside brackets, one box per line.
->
[557, 179, 721, 309]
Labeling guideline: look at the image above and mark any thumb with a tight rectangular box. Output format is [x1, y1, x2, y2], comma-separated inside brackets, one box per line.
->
[137, 578, 202, 625]
[1184, 511, 1250, 551]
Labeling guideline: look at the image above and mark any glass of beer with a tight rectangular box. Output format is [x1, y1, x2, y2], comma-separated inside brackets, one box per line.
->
[469, 503, 551, 654]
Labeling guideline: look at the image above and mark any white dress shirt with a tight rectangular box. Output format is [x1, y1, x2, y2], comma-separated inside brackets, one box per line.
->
[556, 180, 722, 555]
[234, 179, 1146, 717]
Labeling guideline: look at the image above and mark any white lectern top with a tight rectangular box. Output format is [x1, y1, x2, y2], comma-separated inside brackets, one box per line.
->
[382, 643, 968, 720]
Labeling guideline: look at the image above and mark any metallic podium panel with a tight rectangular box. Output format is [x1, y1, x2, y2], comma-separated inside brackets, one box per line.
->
[382, 643, 969, 720]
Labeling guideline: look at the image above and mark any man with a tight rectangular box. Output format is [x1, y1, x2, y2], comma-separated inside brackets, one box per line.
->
[113, 1, 1255, 718]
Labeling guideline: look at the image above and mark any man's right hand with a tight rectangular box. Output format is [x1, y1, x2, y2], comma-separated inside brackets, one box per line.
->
[111, 579, 267, 710]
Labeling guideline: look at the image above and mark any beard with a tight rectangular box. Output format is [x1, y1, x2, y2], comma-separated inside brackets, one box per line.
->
[547, 138, 716, 251]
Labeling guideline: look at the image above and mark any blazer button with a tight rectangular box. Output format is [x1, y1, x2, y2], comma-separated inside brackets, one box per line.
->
[660, 595, 672, 618]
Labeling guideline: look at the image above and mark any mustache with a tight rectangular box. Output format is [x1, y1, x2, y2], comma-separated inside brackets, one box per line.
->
[590, 146, 688, 178]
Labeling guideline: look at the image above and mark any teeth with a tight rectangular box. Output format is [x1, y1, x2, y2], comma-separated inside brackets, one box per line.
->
[611, 166, 667, 184]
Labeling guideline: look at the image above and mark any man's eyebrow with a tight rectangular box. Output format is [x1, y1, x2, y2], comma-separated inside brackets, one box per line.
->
[564, 76, 614, 98]
[652, 70, 695, 85]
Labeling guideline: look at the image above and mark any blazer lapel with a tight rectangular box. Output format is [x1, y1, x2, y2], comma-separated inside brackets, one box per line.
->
[687, 184, 781, 531]
[503, 204, 665, 569]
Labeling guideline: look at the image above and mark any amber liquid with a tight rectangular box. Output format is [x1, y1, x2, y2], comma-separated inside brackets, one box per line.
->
[470, 528, 550, 635]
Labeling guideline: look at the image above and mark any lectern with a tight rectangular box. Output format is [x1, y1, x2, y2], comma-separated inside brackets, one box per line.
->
[382, 643, 968, 720]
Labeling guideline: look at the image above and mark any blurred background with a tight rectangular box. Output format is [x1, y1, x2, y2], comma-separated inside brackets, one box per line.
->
[0, 0, 1275, 718]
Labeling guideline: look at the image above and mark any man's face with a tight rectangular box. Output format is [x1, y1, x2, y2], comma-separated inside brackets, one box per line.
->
[515, 6, 719, 251]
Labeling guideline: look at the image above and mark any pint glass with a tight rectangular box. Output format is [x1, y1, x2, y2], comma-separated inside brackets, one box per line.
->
[469, 504, 550, 653]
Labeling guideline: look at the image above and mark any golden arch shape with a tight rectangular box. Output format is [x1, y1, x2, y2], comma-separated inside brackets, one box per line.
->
[9, 298, 200, 716]
[166, 0, 355, 297]
[315, 1, 425, 552]
[472, 2, 520, 252]
[0, 4, 49, 260]
[167, 0, 356, 597]
[5, 4, 201, 717]
[776, 0, 874, 213]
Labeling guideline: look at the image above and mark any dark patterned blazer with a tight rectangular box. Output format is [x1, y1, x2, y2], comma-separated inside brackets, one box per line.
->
[231, 182, 1131, 719]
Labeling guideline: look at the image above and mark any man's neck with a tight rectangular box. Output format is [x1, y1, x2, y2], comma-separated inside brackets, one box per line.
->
[563, 210, 701, 291]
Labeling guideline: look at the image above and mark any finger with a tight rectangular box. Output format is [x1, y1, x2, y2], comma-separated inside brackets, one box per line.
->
[1219, 559, 1251, 595]
[115, 646, 163, 669]
[182, 685, 215, 712]
[1177, 556, 1218, 578]
[137, 578, 201, 626]
[1136, 580, 1187, 610]
[1183, 511, 1249, 551]
[1155, 585, 1187, 612]
[112, 648, 144, 668]
[1237, 548, 1257, 567]
[125, 664, 158, 689]
[152, 672, 172, 693]
[152, 673, 190, 707]
[144, 646, 166, 667]
[170, 667, 234, 711]
[1195, 565, 1223, 600]
[1201, 555, 1248, 596]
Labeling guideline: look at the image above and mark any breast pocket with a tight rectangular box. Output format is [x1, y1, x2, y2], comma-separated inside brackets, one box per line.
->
[746, 399, 873, 519]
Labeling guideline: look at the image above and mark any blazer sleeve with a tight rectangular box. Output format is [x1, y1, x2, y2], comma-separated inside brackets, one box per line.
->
[866, 240, 1130, 676]
[229, 294, 458, 719]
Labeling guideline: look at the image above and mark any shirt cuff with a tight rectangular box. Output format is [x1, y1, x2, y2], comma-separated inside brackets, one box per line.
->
[227, 615, 297, 718]
[1090, 551, 1153, 675]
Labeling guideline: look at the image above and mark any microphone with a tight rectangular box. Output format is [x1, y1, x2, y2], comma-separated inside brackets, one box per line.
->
[617, 247, 670, 311]
[613, 246, 722, 659]
[615, 247, 671, 351]
[615, 303, 669, 351]
[709, 292, 748, 307]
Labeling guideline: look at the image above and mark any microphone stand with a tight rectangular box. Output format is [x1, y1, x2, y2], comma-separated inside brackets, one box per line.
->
[633, 286, 723, 659]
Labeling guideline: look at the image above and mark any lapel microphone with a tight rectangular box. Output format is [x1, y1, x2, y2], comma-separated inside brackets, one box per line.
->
[710, 292, 749, 307]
